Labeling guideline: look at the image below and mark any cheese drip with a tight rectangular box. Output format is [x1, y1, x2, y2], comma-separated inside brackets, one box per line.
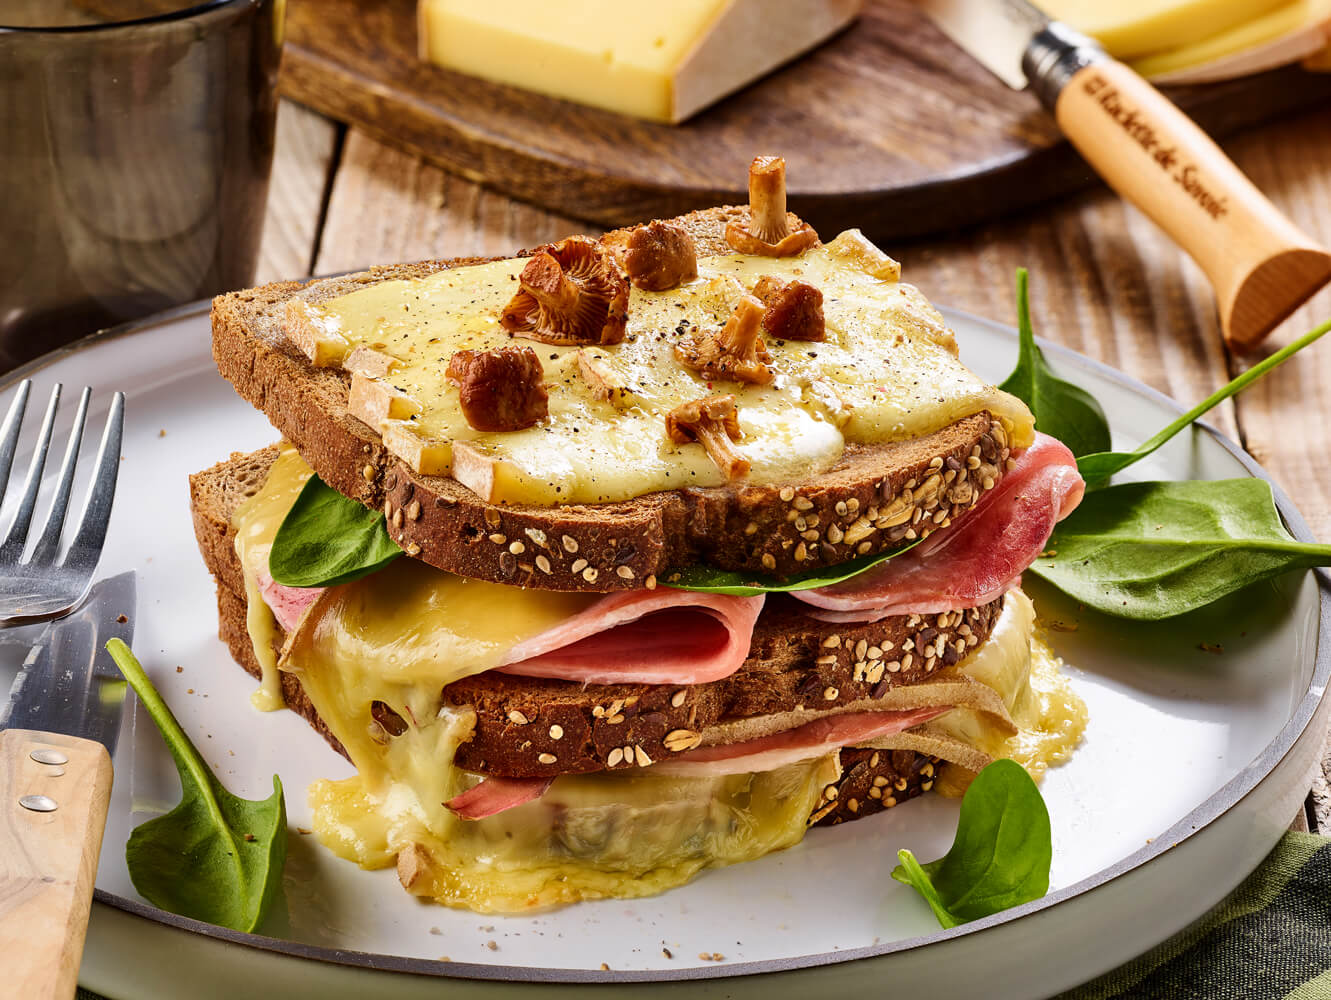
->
[923, 590, 1088, 795]
[231, 444, 314, 711]
[297, 230, 1035, 504]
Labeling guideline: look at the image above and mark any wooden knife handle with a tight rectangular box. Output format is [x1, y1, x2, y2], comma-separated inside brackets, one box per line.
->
[1053, 58, 1331, 350]
[0, 729, 113, 1000]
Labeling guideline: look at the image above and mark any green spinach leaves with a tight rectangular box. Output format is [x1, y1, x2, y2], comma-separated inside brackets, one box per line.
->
[107, 639, 287, 933]
[998, 269, 1111, 460]
[892, 759, 1052, 928]
[269, 474, 402, 587]
[1076, 317, 1331, 487]
[1030, 478, 1331, 619]
[663, 539, 918, 596]
[999, 270, 1331, 619]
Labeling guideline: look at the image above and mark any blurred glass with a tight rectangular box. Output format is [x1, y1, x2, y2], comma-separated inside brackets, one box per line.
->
[0, 0, 283, 371]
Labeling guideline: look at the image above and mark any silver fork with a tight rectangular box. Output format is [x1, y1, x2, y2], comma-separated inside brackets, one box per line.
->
[0, 380, 125, 625]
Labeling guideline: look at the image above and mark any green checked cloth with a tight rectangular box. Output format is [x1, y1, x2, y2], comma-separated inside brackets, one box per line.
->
[79, 831, 1331, 999]
[1057, 831, 1331, 1000]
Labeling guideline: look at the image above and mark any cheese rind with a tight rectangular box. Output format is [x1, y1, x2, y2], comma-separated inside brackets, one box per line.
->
[417, 0, 864, 123]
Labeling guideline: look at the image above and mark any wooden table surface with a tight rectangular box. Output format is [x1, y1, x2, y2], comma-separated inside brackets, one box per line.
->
[254, 98, 1331, 829]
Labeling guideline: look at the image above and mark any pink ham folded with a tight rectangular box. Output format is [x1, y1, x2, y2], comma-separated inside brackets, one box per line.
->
[257, 569, 323, 632]
[651, 707, 949, 777]
[447, 775, 553, 820]
[259, 568, 765, 687]
[494, 590, 765, 685]
[794, 432, 1084, 620]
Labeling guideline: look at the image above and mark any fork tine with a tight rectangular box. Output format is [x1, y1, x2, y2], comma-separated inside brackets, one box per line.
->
[0, 380, 33, 511]
[0, 384, 62, 562]
[27, 386, 91, 566]
[62, 391, 124, 574]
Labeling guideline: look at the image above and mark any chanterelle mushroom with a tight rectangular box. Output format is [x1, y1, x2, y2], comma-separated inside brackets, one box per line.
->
[446, 345, 549, 432]
[665, 395, 749, 481]
[674, 295, 773, 385]
[608, 220, 699, 291]
[724, 156, 820, 258]
[500, 237, 629, 345]
[753, 276, 825, 342]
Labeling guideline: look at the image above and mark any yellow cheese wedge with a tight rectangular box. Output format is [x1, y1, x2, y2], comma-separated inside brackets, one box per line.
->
[1037, 0, 1291, 59]
[417, 0, 864, 123]
[1135, 0, 1331, 81]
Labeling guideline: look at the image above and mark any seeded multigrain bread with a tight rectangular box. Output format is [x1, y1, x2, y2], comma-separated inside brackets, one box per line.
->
[190, 448, 988, 823]
[209, 207, 1015, 593]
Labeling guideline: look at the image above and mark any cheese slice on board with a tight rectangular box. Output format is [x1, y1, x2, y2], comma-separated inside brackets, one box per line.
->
[1036, 0, 1290, 59]
[417, 0, 864, 123]
[1037, 0, 1331, 82]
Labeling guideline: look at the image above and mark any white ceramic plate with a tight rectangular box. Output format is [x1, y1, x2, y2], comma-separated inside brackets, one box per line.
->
[0, 303, 1324, 999]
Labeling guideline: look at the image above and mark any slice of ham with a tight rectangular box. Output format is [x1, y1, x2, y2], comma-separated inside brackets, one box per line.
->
[793, 432, 1084, 619]
[651, 707, 949, 777]
[256, 569, 323, 632]
[258, 564, 764, 687]
[446, 775, 553, 820]
[495, 590, 765, 686]
[449, 707, 951, 818]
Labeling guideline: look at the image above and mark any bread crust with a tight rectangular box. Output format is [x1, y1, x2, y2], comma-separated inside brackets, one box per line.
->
[210, 582, 935, 829]
[210, 208, 1014, 592]
[192, 447, 995, 789]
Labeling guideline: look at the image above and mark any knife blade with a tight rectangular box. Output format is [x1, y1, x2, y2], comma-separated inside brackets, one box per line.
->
[916, 0, 1331, 349]
[0, 571, 136, 999]
[0, 571, 137, 753]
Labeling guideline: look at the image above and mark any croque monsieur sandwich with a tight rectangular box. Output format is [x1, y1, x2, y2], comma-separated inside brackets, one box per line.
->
[193, 157, 1089, 912]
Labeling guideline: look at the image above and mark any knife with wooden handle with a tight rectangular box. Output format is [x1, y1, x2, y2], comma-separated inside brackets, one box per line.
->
[918, 0, 1331, 350]
[0, 573, 136, 1000]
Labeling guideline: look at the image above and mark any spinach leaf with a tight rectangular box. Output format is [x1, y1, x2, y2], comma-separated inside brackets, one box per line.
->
[107, 639, 287, 933]
[664, 538, 919, 596]
[1078, 317, 1331, 487]
[1029, 478, 1331, 619]
[998, 269, 1112, 459]
[891, 759, 1051, 928]
[269, 474, 402, 587]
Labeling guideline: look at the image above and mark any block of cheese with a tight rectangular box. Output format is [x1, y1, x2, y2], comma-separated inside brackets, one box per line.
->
[417, 0, 864, 123]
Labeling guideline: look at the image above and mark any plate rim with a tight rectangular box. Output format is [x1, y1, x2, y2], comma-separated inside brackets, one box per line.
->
[33, 299, 1327, 985]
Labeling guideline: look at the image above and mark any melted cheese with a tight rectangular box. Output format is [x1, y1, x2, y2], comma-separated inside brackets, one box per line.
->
[290, 558, 596, 689]
[231, 445, 313, 711]
[928, 590, 1088, 795]
[297, 231, 1034, 505]
[1037, 0, 1289, 59]
[312, 757, 838, 912]
[230, 456, 1084, 912]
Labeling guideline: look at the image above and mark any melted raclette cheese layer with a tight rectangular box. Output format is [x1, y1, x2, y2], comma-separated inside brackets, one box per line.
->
[232, 452, 1084, 911]
[296, 231, 1034, 505]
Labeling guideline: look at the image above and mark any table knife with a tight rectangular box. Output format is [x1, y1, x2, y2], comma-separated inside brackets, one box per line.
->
[0, 572, 136, 1000]
[917, 0, 1331, 350]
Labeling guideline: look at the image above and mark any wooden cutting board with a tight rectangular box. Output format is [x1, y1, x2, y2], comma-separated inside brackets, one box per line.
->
[278, 0, 1331, 241]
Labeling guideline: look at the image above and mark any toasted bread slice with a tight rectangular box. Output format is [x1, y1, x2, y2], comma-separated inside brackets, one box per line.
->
[210, 207, 1012, 592]
[190, 447, 1003, 823]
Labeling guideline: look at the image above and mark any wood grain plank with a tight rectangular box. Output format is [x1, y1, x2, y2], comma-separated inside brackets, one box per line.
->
[277, 0, 1331, 239]
[254, 101, 340, 283]
[1210, 110, 1331, 833]
[314, 131, 594, 275]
